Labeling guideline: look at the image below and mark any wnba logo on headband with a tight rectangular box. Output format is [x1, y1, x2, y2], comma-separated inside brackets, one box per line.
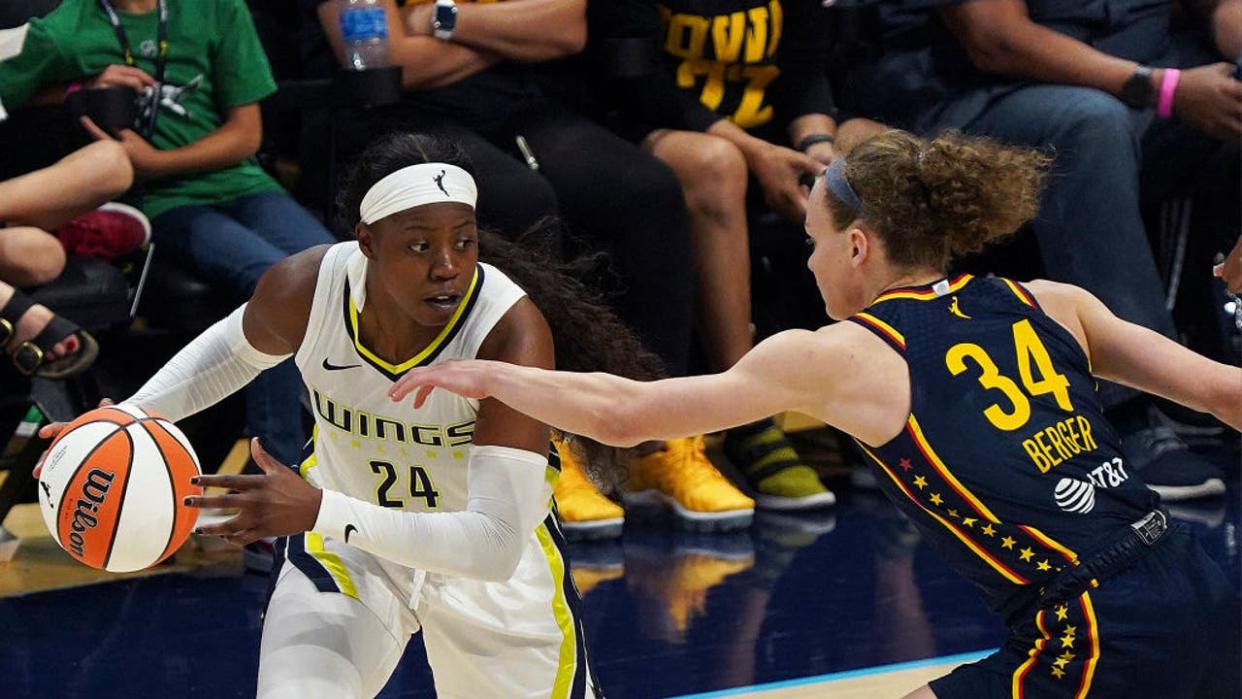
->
[360, 163, 479, 225]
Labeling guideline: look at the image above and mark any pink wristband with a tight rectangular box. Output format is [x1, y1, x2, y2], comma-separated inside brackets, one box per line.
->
[1157, 68, 1181, 119]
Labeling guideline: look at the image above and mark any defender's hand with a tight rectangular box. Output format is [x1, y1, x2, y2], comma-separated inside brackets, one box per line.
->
[388, 359, 496, 409]
[187, 439, 323, 546]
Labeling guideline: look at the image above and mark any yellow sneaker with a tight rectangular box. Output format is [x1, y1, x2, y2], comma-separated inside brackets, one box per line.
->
[724, 420, 836, 511]
[553, 440, 624, 541]
[623, 436, 754, 532]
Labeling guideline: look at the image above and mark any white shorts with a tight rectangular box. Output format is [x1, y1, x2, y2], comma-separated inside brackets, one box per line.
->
[256, 515, 598, 699]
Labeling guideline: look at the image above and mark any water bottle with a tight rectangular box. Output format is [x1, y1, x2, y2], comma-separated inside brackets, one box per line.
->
[339, 0, 390, 70]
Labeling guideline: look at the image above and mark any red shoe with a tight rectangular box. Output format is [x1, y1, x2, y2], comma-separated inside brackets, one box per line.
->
[56, 202, 151, 260]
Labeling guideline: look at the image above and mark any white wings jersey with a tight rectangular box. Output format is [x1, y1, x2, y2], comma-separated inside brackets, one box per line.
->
[293, 242, 535, 513]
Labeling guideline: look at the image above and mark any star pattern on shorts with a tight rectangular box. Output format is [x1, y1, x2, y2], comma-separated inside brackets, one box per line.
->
[929, 492, 944, 506]
[899, 458, 913, 471]
[981, 523, 996, 537]
[913, 475, 928, 490]
[1037, 559, 1052, 572]
[1055, 605, 1069, 622]
[1060, 630, 1076, 649]
[1001, 536, 1016, 550]
[1019, 547, 1035, 562]
[962, 517, 977, 528]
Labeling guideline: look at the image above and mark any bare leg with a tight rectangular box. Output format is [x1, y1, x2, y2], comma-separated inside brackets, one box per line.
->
[0, 227, 66, 287]
[0, 281, 75, 360]
[0, 140, 132, 231]
[902, 684, 939, 699]
[645, 129, 753, 372]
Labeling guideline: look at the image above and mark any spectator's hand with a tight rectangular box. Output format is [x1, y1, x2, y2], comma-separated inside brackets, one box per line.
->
[405, 3, 433, 37]
[748, 143, 827, 223]
[187, 438, 323, 546]
[86, 64, 157, 93]
[1214, 237, 1242, 294]
[34, 398, 114, 479]
[1173, 63, 1242, 140]
[81, 116, 166, 179]
[805, 141, 838, 167]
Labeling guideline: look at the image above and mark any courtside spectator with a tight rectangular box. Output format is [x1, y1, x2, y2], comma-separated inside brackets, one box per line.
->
[0, 133, 138, 377]
[0, 0, 337, 465]
[581, 0, 887, 510]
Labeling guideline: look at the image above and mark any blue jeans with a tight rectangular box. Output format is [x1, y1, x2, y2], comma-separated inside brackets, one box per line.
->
[152, 191, 335, 465]
[946, 34, 1235, 409]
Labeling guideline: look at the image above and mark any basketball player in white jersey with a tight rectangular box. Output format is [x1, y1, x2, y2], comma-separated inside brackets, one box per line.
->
[37, 133, 651, 698]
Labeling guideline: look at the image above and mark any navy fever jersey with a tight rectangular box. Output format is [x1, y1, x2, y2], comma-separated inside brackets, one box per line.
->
[848, 275, 1159, 620]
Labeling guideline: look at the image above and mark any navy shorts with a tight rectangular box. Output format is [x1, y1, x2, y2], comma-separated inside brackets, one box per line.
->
[931, 526, 1240, 698]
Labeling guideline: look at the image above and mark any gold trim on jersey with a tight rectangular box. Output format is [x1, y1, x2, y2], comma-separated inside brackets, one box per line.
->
[853, 312, 906, 349]
[347, 266, 482, 376]
[872, 273, 973, 304]
[1001, 278, 1038, 308]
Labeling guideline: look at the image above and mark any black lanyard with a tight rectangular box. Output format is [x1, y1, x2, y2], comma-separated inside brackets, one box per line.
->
[98, 0, 168, 134]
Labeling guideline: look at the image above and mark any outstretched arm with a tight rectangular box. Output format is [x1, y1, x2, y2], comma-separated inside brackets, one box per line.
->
[389, 329, 840, 447]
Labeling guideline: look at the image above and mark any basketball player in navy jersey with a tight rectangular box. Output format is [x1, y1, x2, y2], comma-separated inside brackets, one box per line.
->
[392, 130, 1242, 698]
[38, 133, 664, 698]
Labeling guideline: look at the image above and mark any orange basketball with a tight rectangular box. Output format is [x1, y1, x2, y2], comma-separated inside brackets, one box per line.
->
[38, 405, 202, 572]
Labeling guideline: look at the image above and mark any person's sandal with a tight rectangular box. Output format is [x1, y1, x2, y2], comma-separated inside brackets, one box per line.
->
[0, 290, 99, 379]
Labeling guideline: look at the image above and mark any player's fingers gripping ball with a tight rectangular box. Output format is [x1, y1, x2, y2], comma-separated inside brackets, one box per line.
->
[37, 405, 202, 572]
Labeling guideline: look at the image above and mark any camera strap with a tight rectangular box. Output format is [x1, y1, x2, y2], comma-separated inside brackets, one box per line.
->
[98, 0, 168, 135]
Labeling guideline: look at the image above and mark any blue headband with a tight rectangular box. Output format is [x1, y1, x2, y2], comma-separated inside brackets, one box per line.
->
[825, 158, 862, 213]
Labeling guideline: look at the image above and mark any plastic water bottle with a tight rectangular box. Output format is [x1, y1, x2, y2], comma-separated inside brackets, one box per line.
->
[339, 0, 390, 70]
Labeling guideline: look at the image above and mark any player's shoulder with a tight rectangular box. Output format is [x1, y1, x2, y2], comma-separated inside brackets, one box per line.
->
[261, 244, 334, 298]
[1022, 278, 1100, 315]
[476, 297, 553, 368]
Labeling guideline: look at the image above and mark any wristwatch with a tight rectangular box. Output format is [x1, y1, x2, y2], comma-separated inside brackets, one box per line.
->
[1119, 66, 1155, 108]
[432, 0, 458, 40]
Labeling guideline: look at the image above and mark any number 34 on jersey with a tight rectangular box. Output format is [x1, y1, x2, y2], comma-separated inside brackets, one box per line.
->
[945, 318, 1100, 474]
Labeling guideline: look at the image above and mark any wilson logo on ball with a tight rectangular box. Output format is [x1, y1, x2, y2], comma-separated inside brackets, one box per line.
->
[67, 468, 115, 558]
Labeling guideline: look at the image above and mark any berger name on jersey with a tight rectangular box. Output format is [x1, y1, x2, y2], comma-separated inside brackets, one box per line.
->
[311, 386, 475, 449]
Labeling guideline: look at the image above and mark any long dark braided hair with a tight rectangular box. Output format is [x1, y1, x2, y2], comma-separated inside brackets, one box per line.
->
[338, 132, 664, 487]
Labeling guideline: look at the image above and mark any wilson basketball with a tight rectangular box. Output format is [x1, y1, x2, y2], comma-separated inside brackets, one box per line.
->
[37, 405, 202, 573]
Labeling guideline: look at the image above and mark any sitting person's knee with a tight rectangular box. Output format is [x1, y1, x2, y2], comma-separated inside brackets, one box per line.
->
[0, 227, 66, 287]
[1048, 90, 1135, 143]
[83, 140, 134, 197]
[689, 137, 747, 192]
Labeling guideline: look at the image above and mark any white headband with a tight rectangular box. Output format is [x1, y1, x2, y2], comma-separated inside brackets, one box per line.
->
[359, 163, 478, 225]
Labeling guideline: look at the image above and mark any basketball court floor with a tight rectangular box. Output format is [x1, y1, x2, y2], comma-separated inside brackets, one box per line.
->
[1, 434, 1237, 698]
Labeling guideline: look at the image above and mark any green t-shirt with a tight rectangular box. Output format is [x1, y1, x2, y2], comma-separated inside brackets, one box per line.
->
[0, 0, 282, 218]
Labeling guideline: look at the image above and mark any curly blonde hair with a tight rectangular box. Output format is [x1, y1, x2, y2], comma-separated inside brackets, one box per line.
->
[827, 130, 1051, 270]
